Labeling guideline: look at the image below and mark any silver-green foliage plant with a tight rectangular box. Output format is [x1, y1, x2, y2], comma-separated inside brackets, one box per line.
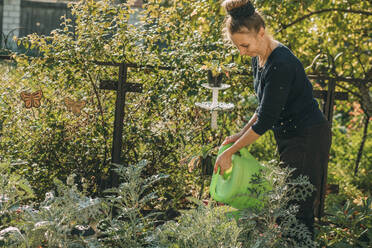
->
[21, 174, 102, 248]
[153, 199, 243, 248]
[150, 160, 317, 248]
[1, 156, 319, 247]
[0, 159, 170, 248]
[98, 160, 169, 248]
[0, 162, 34, 247]
[2, 173, 102, 248]
[236, 160, 317, 248]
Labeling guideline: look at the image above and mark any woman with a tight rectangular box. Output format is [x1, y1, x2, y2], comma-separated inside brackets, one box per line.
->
[213, 0, 332, 236]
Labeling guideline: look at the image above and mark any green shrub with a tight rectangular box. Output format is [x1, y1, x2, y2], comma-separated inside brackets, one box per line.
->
[152, 160, 317, 248]
[0, 162, 34, 247]
[98, 160, 169, 248]
[3, 173, 102, 248]
[233, 161, 316, 248]
[317, 197, 372, 247]
[0, 160, 170, 248]
[154, 201, 242, 248]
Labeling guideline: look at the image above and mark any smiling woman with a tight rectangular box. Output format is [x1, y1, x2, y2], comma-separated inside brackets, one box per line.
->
[221, 0, 275, 66]
[213, 0, 332, 240]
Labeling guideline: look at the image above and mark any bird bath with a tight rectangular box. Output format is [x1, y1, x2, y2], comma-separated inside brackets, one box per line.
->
[195, 83, 234, 129]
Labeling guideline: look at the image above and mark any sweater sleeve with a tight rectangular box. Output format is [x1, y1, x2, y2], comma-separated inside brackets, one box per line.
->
[255, 105, 260, 113]
[251, 62, 294, 135]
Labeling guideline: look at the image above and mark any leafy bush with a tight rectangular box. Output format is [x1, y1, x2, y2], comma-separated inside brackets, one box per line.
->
[154, 201, 242, 248]
[317, 197, 372, 247]
[1, 172, 102, 248]
[152, 160, 317, 248]
[0, 62, 110, 200]
[98, 160, 169, 248]
[0, 160, 170, 248]
[2, 0, 240, 206]
[1, 157, 322, 248]
[0, 162, 34, 247]
[328, 116, 372, 195]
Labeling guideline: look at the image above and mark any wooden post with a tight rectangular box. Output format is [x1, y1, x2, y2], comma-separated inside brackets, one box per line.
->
[99, 63, 143, 187]
[109, 63, 127, 186]
[96, 61, 172, 189]
[324, 79, 336, 125]
[112, 63, 127, 165]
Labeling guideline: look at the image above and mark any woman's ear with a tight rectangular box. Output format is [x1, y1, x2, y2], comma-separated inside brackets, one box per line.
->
[258, 26, 265, 38]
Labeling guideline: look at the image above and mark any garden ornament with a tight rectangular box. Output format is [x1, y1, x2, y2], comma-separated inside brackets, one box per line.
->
[20, 90, 43, 108]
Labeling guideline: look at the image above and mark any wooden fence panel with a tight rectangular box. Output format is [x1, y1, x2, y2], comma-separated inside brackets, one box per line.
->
[20, 0, 72, 37]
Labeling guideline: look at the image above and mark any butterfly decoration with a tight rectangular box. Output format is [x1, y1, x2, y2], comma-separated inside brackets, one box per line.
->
[64, 97, 86, 116]
[20, 90, 43, 108]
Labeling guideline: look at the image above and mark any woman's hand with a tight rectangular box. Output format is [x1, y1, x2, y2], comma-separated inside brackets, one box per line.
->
[222, 132, 242, 145]
[214, 150, 232, 175]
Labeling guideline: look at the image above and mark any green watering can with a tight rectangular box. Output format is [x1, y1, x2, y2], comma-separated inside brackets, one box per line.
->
[210, 143, 272, 210]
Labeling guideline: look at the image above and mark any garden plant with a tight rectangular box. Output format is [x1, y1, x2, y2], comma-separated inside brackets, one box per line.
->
[0, 0, 371, 247]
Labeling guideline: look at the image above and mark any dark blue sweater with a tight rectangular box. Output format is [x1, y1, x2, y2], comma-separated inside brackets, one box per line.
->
[251, 43, 326, 136]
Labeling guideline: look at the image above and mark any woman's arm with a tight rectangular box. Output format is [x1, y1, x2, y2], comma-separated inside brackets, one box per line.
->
[226, 127, 260, 155]
[222, 112, 258, 145]
[241, 112, 258, 134]
[215, 124, 261, 175]
[251, 62, 293, 135]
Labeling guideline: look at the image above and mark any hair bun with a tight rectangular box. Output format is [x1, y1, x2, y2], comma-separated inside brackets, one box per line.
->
[228, 1, 255, 19]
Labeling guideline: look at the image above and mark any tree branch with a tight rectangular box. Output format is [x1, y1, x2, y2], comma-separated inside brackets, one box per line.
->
[277, 8, 372, 33]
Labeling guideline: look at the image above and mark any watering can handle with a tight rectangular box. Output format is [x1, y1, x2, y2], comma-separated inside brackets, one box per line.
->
[210, 167, 220, 199]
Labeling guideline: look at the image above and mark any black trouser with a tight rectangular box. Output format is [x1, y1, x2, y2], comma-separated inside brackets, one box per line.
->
[273, 120, 332, 236]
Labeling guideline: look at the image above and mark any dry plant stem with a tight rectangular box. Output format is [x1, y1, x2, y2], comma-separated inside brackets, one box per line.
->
[354, 114, 369, 175]
[85, 69, 110, 167]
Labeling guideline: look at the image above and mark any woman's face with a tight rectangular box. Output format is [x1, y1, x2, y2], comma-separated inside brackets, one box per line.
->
[229, 27, 265, 57]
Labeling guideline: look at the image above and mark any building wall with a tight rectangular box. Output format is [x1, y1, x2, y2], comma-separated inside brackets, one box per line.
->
[20, 0, 70, 37]
[2, 0, 21, 50]
[1, 0, 143, 51]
